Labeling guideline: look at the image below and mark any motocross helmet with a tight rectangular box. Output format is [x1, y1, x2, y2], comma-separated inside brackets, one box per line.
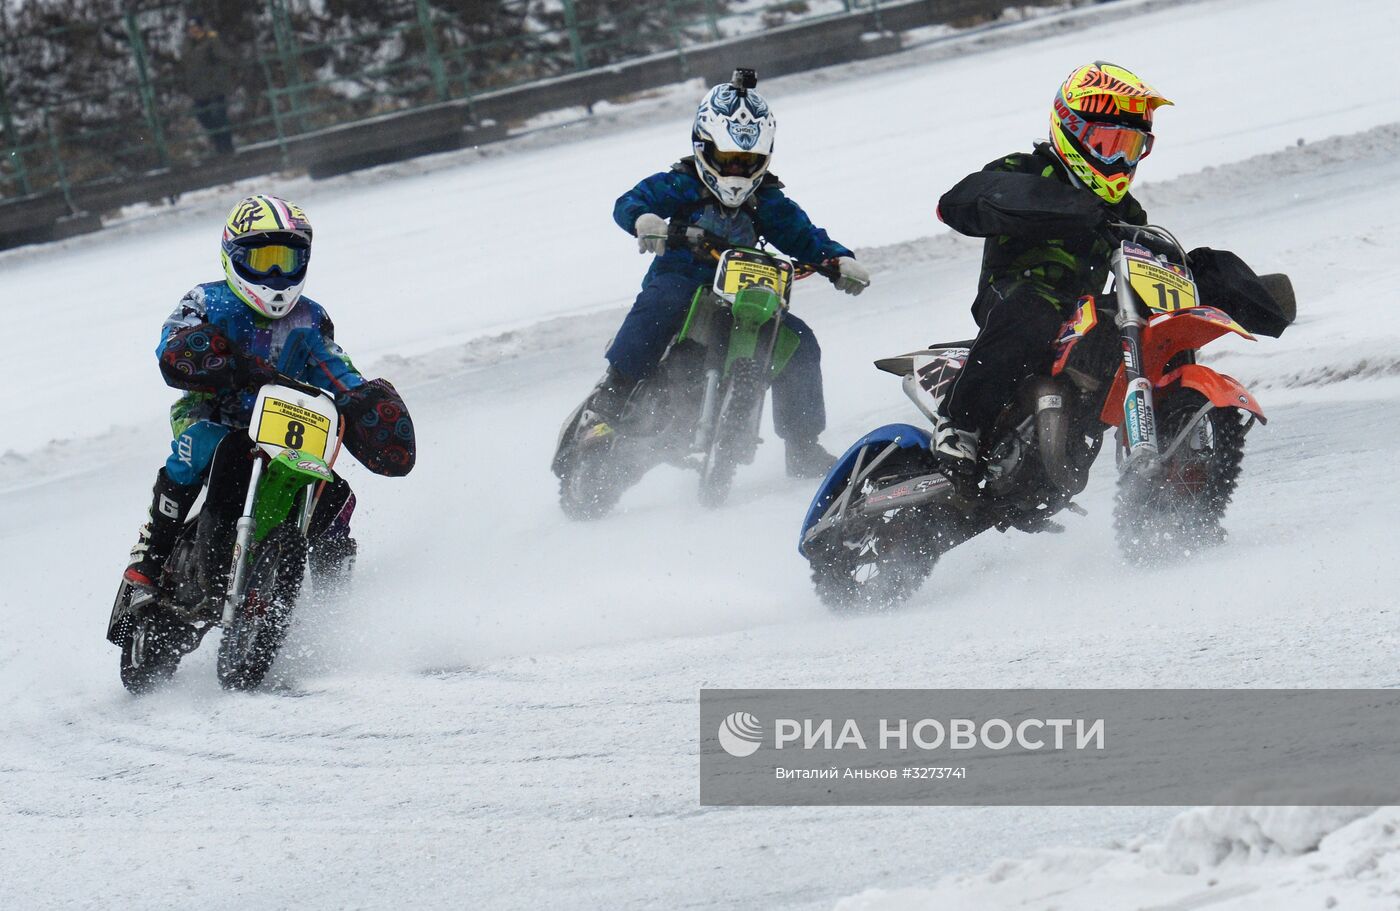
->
[220, 194, 313, 319]
[692, 71, 776, 208]
[1049, 61, 1171, 204]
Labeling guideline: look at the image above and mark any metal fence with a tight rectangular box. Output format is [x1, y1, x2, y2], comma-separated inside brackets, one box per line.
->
[0, 0, 896, 206]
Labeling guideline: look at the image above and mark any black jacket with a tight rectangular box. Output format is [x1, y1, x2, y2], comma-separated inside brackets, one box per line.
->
[939, 143, 1146, 315]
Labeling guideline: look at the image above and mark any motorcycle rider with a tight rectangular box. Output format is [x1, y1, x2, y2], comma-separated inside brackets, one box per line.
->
[933, 61, 1170, 470]
[118, 194, 416, 612]
[579, 70, 870, 478]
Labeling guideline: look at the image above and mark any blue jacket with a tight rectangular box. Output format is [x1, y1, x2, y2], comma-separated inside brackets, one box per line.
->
[613, 160, 854, 282]
[159, 281, 365, 434]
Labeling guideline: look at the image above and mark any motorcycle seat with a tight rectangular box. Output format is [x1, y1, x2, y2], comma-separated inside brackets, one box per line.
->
[873, 342, 975, 376]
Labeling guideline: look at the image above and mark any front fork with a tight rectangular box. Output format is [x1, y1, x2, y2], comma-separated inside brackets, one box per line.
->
[1114, 256, 1159, 472]
[217, 458, 317, 625]
[220, 458, 264, 624]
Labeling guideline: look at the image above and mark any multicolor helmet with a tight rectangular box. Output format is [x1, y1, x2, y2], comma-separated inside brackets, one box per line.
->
[692, 75, 776, 208]
[1049, 62, 1171, 204]
[219, 194, 313, 319]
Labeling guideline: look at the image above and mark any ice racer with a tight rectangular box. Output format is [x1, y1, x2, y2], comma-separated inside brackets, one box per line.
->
[932, 61, 1170, 470]
[577, 69, 871, 478]
[117, 194, 416, 614]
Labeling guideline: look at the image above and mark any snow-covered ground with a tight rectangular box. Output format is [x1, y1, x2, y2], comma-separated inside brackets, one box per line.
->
[3, 0, 1399, 907]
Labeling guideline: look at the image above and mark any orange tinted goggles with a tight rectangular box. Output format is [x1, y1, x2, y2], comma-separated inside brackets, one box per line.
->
[1079, 122, 1154, 167]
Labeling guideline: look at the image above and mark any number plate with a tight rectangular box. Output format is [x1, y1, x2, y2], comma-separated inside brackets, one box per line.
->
[253, 395, 333, 460]
[1124, 245, 1198, 313]
[714, 249, 793, 303]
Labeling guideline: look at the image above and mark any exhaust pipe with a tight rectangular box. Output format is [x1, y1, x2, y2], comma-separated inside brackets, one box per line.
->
[1027, 377, 1083, 494]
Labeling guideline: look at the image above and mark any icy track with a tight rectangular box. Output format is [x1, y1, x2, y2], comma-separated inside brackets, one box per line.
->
[3, 0, 1400, 908]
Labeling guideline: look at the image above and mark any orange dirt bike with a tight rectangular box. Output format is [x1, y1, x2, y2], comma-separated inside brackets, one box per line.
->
[799, 223, 1295, 609]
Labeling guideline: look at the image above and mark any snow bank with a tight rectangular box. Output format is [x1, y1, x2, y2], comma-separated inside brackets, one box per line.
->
[835, 806, 1400, 910]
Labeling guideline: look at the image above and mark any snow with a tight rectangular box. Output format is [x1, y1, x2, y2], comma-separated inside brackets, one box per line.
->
[3, 0, 1399, 907]
[836, 807, 1400, 910]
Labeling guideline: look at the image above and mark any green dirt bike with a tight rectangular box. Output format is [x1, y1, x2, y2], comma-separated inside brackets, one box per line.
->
[107, 375, 349, 693]
[553, 222, 841, 517]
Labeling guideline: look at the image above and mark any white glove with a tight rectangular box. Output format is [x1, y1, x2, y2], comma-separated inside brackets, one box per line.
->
[834, 256, 869, 296]
[634, 213, 667, 255]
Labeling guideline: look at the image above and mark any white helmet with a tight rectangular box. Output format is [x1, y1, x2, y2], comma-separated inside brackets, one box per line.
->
[692, 71, 776, 208]
[219, 194, 313, 319]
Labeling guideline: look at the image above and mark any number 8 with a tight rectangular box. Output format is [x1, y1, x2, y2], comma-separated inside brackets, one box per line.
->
[285, 420, 305, 448]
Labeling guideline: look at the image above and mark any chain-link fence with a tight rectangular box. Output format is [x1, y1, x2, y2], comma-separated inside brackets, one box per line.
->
[0, 0, 894, 205]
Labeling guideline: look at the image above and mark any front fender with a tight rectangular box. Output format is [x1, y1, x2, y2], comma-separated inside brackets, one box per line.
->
[798, 423, 932, 556]
[1162, 363, 1266, 423]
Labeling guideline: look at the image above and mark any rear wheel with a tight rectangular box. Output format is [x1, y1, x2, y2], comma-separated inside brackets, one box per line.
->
[806, 451, 947, 611]
[217, 524, 307, 690]
[118, 610, 189, 694]
[1114, 389, 1247, 559]
[558, 431, 643, 521]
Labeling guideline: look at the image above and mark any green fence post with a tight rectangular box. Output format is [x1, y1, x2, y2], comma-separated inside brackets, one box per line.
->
[704, 0, 721, 41]
[559, 0, 587, 71]
[122, 10, 171, 170]
[269, 0, 309, 133]
[43, 109, 77, 214]
[413, 0, 451, 102]
[0, 60, 31, 196]
[665, 0, 691, 81]
[259, 56, 292, 170]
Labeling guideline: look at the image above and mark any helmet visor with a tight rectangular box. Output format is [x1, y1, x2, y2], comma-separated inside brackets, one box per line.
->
[232, 242, 309, 278]
[709, 148, 767, 178]
[1081, 122, 1154, 167]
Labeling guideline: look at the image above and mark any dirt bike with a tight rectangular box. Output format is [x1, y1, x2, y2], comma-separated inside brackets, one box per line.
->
[107, 375, 349, 692]
[553, 221, 842, 516]
[799, 223, 1295, 610]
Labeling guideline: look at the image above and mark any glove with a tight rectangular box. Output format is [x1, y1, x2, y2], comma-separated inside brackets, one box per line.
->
[634, 213, 667, 255]
[338, 378, 416, 477]
[832, 257, 870, 296]
[160, 323, 274, 392]
[232, 354, 278, 390]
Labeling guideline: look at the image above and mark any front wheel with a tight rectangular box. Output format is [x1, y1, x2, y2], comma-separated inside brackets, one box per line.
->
[698, 360, 765, 509]
[1113, 390, 1247, 559]
[217, 524, 307, 690]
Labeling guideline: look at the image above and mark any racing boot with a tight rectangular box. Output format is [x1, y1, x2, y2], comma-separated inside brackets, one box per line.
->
[309, 478, 358, 581]
[932, 410, 981, 481]
[785, 437, 837, 479]
[579, 366, 637, 446]
[123, 469, 199, 608]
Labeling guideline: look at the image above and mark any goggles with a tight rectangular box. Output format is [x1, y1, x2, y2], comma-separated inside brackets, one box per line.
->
[1074, 120, 1154, 167]
[231, 241, 308, 277]
[709, 148, 767, 178]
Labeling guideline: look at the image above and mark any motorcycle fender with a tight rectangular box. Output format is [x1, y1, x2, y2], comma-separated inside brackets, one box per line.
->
[251, 452, 329, 544]
[1161, 364, 1266, 424]
[798, 423, 932, 556]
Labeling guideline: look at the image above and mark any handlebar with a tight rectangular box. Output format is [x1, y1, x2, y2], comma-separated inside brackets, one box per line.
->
[658, 221, 844, 284]
[262, 371, 336, 401]
[1103, 221, 1189, 266]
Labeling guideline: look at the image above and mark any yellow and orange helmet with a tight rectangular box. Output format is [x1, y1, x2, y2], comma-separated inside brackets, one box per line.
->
[1049, 62, 1171, 204]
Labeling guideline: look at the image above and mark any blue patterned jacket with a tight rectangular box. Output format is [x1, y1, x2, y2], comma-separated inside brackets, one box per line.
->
[159, 281, 365, 434]
[613, 159, 853, 283]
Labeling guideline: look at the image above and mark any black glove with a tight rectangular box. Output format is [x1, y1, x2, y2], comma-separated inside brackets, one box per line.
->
[338, 378, 416, 476]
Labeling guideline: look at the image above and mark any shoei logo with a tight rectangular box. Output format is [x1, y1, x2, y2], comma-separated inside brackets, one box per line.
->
[718, 712, 764, 757]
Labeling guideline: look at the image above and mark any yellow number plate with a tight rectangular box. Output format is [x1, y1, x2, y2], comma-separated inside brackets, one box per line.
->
[1127, 256, 1198, 313]
[719, 257, 791, 299]
[254, 397, 333, 460]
